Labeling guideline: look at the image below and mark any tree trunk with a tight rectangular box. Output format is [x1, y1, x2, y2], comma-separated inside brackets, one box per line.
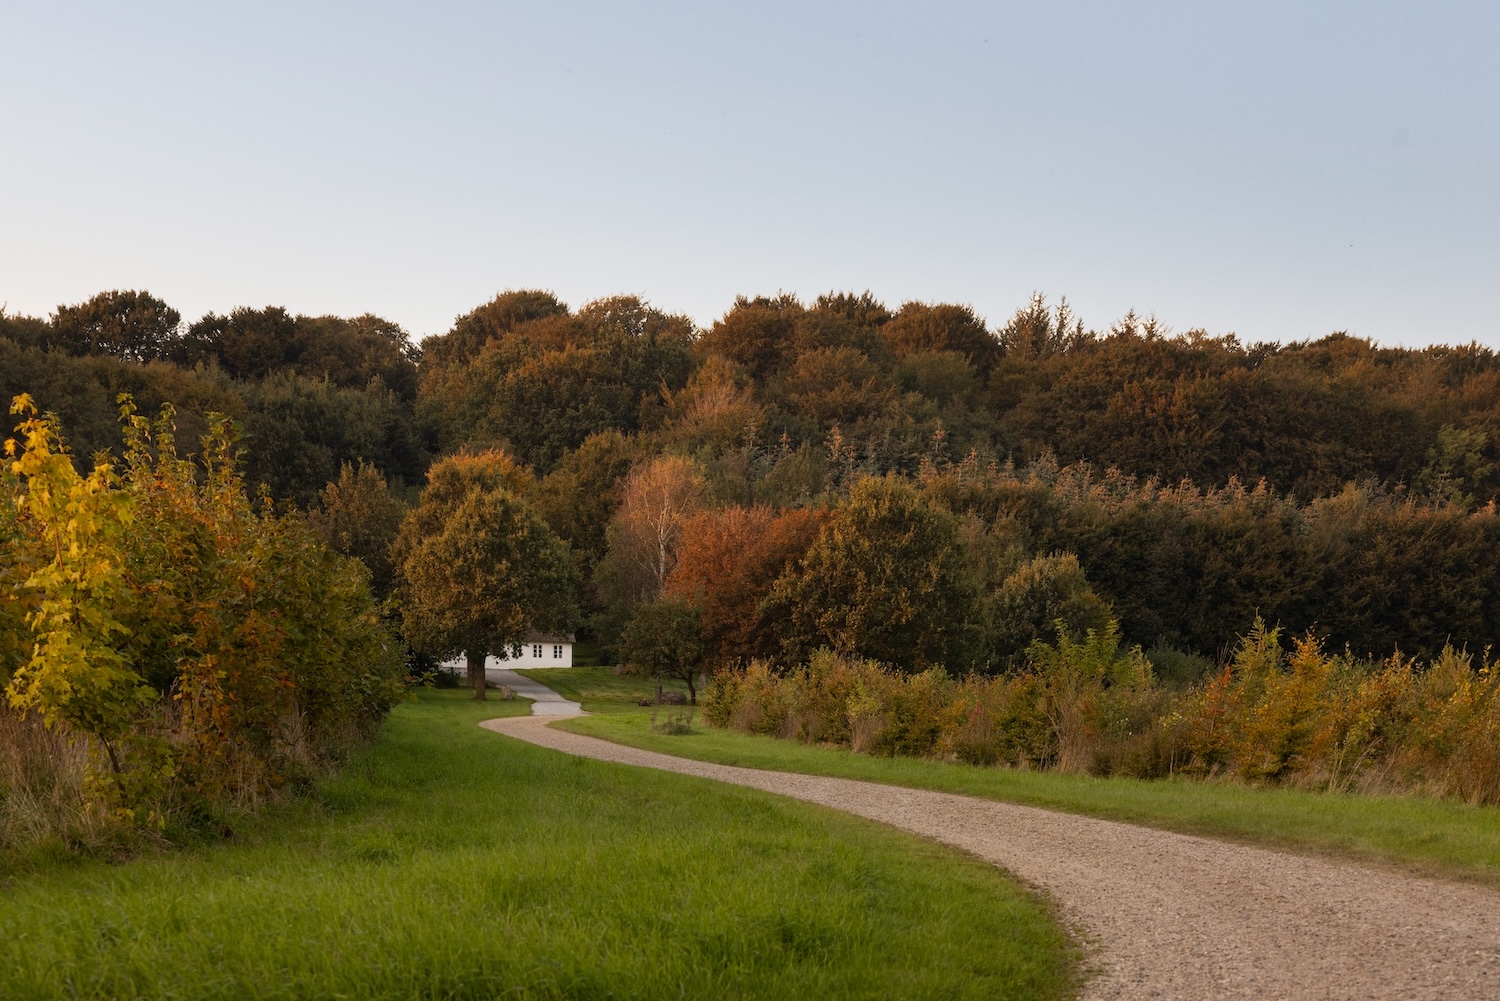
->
[469, 650, 487, 700]
[654, 683, 662, 705]
[685, 673, 696, 705]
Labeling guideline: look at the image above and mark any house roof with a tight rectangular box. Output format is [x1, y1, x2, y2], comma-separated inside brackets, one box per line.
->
[523, 629, 575, 644]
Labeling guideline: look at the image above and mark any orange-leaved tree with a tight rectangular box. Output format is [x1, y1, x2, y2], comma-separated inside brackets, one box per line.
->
[664, 504, 825, 668]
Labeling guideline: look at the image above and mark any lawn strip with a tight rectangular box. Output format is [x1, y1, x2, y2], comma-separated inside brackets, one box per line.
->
[523, 667, 1500, 886]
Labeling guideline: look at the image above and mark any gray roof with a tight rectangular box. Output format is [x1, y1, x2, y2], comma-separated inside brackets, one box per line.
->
[523, 629, 575, 644]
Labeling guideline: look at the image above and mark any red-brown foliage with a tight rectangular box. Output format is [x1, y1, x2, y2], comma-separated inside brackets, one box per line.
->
[664, 505, 826, 668]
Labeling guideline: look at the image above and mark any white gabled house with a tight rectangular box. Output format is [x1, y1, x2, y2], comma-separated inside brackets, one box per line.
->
[440, 630, 575, 674]
[490, 630, 575, 668]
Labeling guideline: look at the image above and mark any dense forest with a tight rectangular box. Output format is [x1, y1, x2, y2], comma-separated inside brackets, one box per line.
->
[4, 286, 1497, 669]
[5, 285, 1500, 839]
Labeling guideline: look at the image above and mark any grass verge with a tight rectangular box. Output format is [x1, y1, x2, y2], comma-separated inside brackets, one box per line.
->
[524, 668, 1500, 887]
[0, 689, 1077, 1000]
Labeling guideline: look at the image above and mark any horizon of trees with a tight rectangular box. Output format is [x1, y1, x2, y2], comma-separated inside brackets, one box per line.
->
[4, 285, 1500, 673]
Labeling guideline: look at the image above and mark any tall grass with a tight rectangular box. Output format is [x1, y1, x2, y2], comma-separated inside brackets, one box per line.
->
[0, 703, 132, 859]
[0, 691, 1077, 1000]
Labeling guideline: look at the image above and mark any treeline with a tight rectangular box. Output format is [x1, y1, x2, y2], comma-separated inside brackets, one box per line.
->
[10, 286, 1498, 515]
[596, 467, 1498, 689]
[5, 286, 1500, 670]
[1, 291, 425, 507]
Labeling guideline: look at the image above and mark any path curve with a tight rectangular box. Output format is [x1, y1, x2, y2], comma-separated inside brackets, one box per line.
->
[486, 668, 581, 715]
[482, 708, 1500, 999]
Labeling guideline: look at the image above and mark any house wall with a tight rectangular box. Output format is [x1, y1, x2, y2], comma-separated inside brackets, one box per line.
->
[487, 642, 573, 669]
[440, 644, 574, 673]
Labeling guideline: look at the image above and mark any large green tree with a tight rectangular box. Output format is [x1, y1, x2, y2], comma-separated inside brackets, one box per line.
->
[767, 476, 982, 672]
[619, 597, 705, 704]
[397, 479, 578, 698]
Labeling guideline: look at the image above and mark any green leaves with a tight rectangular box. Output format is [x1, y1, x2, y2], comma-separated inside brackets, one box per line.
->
[2, 394, 406, 830]
[397, 464, 580, 686]
[620, 597, 704, 702]
[767, 476, 982, 673]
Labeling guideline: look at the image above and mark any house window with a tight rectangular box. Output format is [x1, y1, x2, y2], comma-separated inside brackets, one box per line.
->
[533, 644, 542, 658]
[553, 645, 563, 659]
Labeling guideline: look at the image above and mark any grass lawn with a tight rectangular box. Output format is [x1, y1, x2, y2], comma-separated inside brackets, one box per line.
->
[0, 689, 1077, 1000]
[523, 667, 1500, 887]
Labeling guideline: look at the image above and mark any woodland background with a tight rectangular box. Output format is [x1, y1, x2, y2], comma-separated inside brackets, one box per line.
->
[4, 286, 1496, 663]
[3, 286, 1499, 837]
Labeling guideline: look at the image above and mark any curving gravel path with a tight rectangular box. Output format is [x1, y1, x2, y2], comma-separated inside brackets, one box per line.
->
[485, 668, 582, 715]
[482, 709, 1500, 1000]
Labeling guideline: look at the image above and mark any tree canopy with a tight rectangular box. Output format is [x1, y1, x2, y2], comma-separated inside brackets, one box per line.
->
[397, 472, 578, 698]
[767, 477, 982, 672]
[6, 284, 1500, 673]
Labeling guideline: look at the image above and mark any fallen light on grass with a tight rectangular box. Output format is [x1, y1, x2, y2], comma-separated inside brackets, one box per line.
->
[0, 689, 1078, 1000]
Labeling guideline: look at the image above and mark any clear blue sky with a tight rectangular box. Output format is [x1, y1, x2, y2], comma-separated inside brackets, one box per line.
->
[3, 2, 1496, 346]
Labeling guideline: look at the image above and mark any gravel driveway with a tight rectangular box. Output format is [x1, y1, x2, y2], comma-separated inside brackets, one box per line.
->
[482, 712, 1500, 1000]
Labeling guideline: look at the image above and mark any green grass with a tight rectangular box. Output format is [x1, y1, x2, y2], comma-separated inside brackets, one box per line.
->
[525, 668, 1500, 887]
[0, 690, 1077, 1000]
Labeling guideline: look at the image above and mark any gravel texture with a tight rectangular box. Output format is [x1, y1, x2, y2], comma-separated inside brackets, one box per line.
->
[486, 668, 582, 714]
[483, 712, 1500, 999]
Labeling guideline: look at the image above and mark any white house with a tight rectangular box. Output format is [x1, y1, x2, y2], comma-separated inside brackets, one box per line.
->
[440, 630, 575, 674]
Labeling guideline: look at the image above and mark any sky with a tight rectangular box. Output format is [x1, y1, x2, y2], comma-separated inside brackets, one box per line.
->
[2, 1, 1497, 347]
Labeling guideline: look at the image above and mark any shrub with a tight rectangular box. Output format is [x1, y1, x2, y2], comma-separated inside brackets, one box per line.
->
[1, 397, 406, 852]
[699, 615, 1500, 805]
[1025, 623, 1161, 776]
[986, 553, 1113, 670]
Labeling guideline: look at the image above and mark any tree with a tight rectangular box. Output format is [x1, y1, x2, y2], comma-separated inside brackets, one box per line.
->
[50, 290, 182, 363]
[664, 505, 824, 668]
[485, 345, 641, 471]
[422, 289, 570, 368]
[766, 476, 982, 672]
[390, 448, 532, 547]
[996, 293, 1084, 360]
[596, 454, 705, 596]
[309, 461, 409, 597]
[777, 347, 895, 427]
[985, 553, 1113, 671]
[397, 483, 578, 698]
[591, 454, 705, 647]
[531, 430, 637, 579]
[236, 371, 425, 507]
[1416, 425, 1496, 509]
[178, 306, 298, 379]
[3, 396, 146, 786]
[881, 301, 1000, 373]
[290, 313, 420, 400]
[620, 597, 705, 704]
[0, 307, 50, 350]
[659, 355, 763, 454]
[697, 294, 804, 380]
